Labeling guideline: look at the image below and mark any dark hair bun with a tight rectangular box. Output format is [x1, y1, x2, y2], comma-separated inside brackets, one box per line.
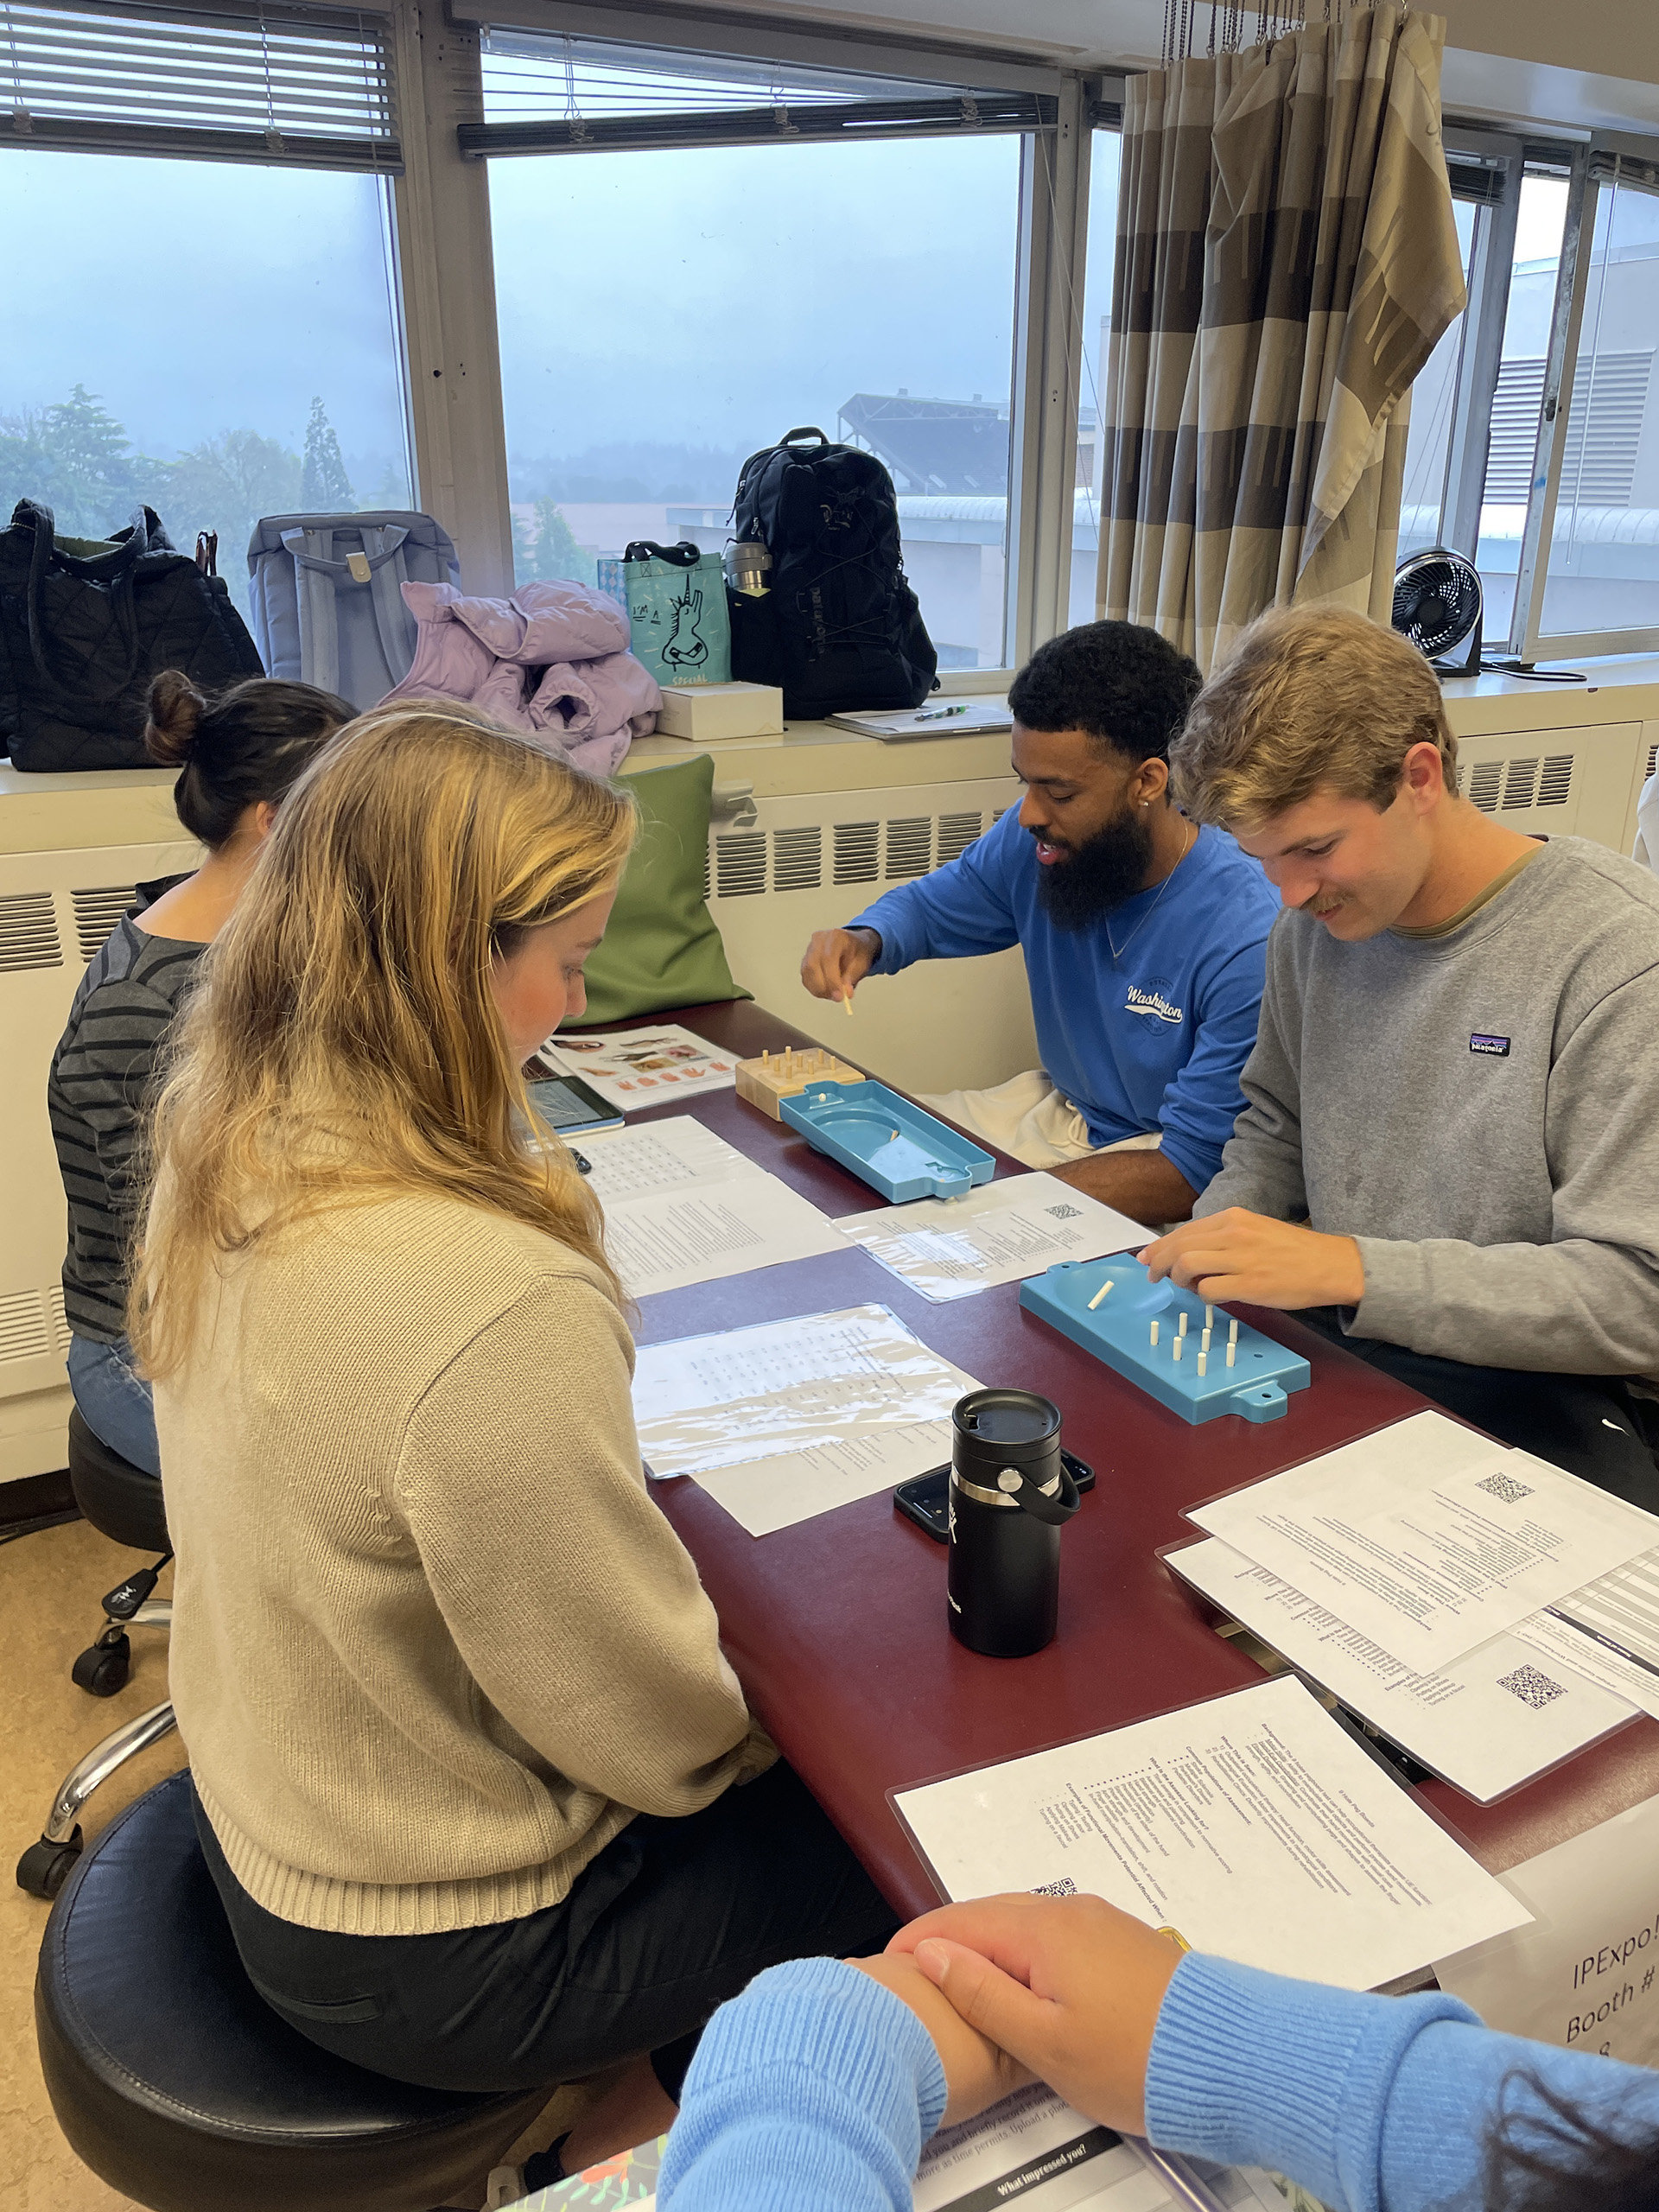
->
[143, 671, 210, 766]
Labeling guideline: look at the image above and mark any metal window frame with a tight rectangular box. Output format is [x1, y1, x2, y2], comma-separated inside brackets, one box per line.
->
[1009, 75, 1092, 668]
[1515, 151, 1659, 661]
[1438, 130, 1524, 561]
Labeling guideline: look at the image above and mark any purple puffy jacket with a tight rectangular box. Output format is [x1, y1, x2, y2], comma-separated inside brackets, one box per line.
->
[378, 579, 660, 775]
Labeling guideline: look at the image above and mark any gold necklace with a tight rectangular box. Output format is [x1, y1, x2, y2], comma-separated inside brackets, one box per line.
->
[1105, 821, 1196, 966]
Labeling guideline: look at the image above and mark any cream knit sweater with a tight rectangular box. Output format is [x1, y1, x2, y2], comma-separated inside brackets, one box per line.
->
[156, 1189, 768, 1936]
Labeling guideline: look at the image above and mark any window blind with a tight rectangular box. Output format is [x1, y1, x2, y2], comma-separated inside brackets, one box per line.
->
[461, 29, 1054, 159]
[0, 0, 399, 170]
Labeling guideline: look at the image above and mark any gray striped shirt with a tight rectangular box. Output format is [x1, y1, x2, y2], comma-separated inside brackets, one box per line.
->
[48, 912, 205, 1343]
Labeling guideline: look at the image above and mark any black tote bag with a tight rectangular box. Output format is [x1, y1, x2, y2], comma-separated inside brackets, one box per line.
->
[0, 500, 264, 771]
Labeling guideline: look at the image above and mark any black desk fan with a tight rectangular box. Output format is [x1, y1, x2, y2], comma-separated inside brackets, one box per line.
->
[1392, 544, 1483, 677]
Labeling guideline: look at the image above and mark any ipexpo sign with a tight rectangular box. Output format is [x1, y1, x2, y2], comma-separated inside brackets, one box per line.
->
[1567, 1914, 1659, 2049]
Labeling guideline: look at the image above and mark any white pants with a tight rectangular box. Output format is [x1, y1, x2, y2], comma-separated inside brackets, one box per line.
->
[918, 1067, 1163, 1173]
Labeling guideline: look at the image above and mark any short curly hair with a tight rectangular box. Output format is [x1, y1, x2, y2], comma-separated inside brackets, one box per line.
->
[1007, 620, 1203, 765]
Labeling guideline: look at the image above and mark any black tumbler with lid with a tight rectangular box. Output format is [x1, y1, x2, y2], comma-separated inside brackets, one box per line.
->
[946, 1387, 1079, 1657]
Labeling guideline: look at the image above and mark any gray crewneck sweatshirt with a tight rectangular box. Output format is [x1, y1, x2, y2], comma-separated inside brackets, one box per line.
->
[1195, 836, 1659, 1377]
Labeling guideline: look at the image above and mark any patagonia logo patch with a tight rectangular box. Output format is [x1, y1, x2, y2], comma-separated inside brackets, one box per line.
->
[1470, 1033, 1511, 1058]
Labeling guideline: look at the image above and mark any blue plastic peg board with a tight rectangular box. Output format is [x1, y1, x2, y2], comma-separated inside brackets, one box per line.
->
[1019, 1255, 1310, 1424]
[779, 1080, 995, 1204]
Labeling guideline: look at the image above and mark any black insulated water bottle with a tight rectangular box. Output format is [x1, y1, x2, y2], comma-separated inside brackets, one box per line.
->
[946, 1388, 1080, 1657]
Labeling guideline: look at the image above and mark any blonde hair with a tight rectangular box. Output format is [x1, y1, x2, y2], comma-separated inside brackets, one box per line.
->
[131, 705, 638, 1379]
[1169, 606, 1459, 830]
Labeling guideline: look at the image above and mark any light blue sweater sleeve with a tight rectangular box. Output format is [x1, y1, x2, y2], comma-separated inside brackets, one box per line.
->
[657, 1956, 947, 2212]
[1145, 1953, 1659, 2212]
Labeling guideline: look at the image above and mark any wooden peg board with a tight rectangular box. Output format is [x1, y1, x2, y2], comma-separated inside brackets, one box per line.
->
[735, 1046, 868, 1121]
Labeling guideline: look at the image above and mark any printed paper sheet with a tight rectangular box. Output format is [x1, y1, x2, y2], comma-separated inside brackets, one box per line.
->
[894, 1674, 1530, 1993]
[834, 1173, 1146, 1302]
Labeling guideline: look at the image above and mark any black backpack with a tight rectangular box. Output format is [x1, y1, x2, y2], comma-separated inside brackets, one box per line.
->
[728, 428, 937, 718]
[0, 500, 264, 771]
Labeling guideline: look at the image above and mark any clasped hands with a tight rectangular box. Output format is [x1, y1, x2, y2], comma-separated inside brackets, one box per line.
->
[1140, 1207, 1364, 1313]
[850, 1892, 1185, 2131]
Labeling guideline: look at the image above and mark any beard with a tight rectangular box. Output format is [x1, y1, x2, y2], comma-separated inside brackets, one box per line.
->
[1033, 804, 1157, 931]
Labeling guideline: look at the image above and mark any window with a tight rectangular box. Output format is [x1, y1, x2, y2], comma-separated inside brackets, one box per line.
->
[0, 3, 410, 625]
[0, 150, 410, 622]
[1400, 137, 1659, 665]
[480, 35, 1033, 671]
[1068, 128, 1122, 628]
[1534, 164, 1659, 650]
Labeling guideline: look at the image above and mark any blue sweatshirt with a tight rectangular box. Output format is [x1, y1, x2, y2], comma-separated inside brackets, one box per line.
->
[656, 1952, 1659, 2212]
[849, 812, 1278, 1194]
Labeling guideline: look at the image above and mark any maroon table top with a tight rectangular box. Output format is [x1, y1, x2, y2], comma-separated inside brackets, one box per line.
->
[606, 1000, 1659, 1916]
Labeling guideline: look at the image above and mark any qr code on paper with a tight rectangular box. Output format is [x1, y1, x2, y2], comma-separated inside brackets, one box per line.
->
[1498, 1663, 1567, 1710]
[1031, 1877, 1078, 1897]
[1046, 1204, 1084, 1221]
[1478, 1471, 1535, 1505]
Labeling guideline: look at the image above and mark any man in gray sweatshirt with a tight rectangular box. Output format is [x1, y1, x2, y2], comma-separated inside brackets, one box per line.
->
[1143, 605, 1659, 1503]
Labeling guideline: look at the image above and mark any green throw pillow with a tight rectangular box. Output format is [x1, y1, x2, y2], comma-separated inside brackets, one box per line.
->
[566, 750, 751, 1027]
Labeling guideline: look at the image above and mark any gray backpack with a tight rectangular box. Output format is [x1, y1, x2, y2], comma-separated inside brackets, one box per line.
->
[246, 511, 460, 708]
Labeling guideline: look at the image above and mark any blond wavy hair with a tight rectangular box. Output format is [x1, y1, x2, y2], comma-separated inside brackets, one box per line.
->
[130, 705, 638, 1379]
[1170, 605, 1459, 830]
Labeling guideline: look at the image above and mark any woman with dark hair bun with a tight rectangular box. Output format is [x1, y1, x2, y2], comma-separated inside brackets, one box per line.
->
[47, 669, 353, 1476]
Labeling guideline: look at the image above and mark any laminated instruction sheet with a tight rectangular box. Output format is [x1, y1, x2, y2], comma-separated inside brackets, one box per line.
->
[573, 1116, 844, 1299]
[834, 1172, 1146, 1302]
[894, 1674, 1531, 1992]
[1166, 1535, 1635, 1802]
[632, 1303, 981, 1537]
[539, 1023, 737, 1109]
[1188, 1411, 1659, 1673]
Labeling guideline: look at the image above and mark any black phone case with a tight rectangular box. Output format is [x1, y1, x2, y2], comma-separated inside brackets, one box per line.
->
[894, 1452, 1095, 1541]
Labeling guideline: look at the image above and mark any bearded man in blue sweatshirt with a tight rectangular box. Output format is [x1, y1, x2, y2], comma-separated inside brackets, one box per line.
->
[801, 623, 1279, 1229]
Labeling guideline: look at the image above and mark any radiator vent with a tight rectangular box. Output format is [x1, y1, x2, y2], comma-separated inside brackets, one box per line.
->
[833, 822, 880, 886]
[1466, 752, 1577, 816]
[714, 833, 767, 899]
[1502, 757, 1539, 810]
[937, 810, 982, 863]
[73, 885, 137, 960]
[1468, 760, 1503, 813]
[0, 1288, 53, 1367]
[991, 807, 1008, 824]
[0, 890, 63, 972]
[1646, 742, 1656, 781]
[45, 1284, 71, 1358]
[707, 799, 1015, 900]
[770, 824, 823, 892]
[1536, 754, 1573, 807]
[884, 817, 932, 879]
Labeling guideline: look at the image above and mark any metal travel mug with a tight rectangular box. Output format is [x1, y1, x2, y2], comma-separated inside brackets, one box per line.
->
[947, 1388, 1080, 1657]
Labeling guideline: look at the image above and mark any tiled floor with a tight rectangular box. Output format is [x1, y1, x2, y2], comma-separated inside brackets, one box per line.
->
[1, 1513, 583, 2210]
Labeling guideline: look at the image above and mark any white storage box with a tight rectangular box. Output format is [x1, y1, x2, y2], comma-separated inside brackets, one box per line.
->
[656, 681, 785, 741]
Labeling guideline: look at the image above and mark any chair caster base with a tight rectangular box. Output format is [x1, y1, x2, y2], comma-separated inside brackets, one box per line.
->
[17, 1828, 83, 1899]
[73, 1631, 131, 1697]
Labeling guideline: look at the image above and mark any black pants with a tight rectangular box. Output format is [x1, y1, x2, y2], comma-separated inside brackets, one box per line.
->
[192, 1764, 896, 2100]
[1294, 1308, 1659, 1511]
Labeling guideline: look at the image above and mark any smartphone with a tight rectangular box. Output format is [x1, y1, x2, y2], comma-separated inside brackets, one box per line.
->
[893, 1452, 1096, 1542]
[526, 1072, 626, 1135]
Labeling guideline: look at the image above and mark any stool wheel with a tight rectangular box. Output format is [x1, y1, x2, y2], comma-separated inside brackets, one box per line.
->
[17, 1828, 83, 1900]
[73, 1633, 131, 1697]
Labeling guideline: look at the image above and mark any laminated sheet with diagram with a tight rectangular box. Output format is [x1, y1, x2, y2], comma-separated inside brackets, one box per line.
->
[633, 1303, 981, 1537]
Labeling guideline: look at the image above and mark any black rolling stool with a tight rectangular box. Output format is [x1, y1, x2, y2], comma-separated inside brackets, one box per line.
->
[36, 1772, 550, 2212]
[18, 1409, 179, 1898]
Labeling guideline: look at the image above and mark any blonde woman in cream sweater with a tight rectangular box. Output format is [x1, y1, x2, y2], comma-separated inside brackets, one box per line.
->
[131, 708, 895, 2175]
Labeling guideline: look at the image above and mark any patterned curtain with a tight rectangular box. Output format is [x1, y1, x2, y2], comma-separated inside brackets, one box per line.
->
[1098, 3, 1467, 669]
